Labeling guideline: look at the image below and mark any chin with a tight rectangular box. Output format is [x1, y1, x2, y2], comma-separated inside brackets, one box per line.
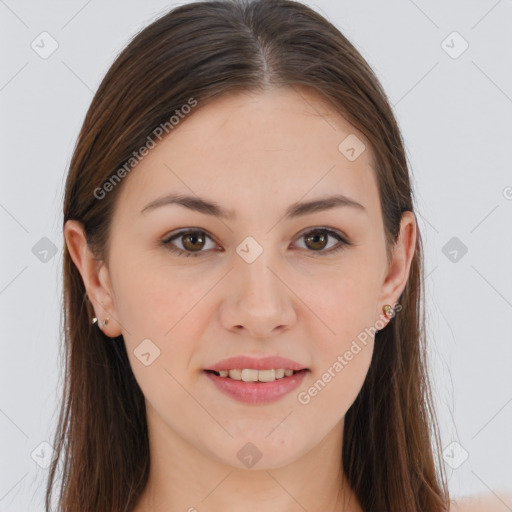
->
[203, 430, 310, 470]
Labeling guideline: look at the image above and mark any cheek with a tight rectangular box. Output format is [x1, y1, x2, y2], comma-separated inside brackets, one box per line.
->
[115, 269, 198, 413]
[302, 262, 381, 341]
[113, 264, 210, 378]
[298, 264, 379, 407]
[112, 256, 192, 338]
[298, 329, 374, 424]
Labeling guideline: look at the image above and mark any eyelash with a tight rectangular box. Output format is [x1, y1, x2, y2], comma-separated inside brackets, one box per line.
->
[161, 227, 352, 258]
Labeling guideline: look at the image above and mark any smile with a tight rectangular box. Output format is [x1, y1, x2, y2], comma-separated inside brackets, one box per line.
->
[204, 368, 309, 404]
[205, 368, 306, 382]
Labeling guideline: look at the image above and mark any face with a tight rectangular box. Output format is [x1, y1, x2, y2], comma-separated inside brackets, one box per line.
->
[68, 86, 415, 470]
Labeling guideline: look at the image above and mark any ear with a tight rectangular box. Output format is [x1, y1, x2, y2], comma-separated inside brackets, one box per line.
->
[63, 220, 123, 338]
[376, 211, 417, 327]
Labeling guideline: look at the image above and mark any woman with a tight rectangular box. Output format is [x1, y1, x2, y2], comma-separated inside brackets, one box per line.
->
[45, 0, 493, 510]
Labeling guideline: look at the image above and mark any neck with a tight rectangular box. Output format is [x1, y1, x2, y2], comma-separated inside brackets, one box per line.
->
[133, 402, 362, 512]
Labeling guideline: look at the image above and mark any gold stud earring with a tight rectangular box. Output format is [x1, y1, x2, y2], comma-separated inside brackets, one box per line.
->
[383, 304, 394, 318]
[91, 317, 109, 327]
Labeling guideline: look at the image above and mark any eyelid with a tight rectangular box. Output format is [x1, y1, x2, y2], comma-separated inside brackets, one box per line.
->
[162, 228, 220, 255]
[293, 227, 351, 254]
[161, 226, 351, 257]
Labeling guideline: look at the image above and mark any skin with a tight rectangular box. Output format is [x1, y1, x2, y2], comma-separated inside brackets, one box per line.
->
[450, 493, 512, 512]
[65, 86, 418, 512]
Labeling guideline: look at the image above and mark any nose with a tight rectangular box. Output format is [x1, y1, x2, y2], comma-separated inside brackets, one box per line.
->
[219, 251, 297, 339]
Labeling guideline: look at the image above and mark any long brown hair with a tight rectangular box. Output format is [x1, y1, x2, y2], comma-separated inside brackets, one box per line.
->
[47, 0, 450, 510]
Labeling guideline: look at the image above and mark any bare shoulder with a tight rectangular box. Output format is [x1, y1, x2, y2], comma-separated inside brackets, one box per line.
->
[450, 492, 512, 512]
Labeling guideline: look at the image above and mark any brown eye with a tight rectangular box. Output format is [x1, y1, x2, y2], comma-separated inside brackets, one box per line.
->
[303, 230, 329, 251]
[162, 227, 351, 259]
[294, 228, 350, 256]
[162, 230, 217, 257]
[181, 232, 206, 251]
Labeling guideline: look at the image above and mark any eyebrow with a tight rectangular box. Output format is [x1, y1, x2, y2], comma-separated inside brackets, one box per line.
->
[140, 193, 367, 220]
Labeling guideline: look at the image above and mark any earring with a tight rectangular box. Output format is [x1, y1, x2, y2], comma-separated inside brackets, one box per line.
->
[91, 317, 109, 327]
[383, 304, 395, 318]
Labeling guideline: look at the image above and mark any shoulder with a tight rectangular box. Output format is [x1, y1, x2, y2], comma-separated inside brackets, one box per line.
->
[450, 492, 512, 512]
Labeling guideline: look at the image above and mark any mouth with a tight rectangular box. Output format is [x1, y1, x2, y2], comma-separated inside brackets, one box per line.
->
[203, 367, 310, 404]
[204, 368, 309, 383]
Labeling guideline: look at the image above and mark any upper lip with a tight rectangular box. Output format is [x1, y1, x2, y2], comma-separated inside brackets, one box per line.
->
[205, 356, 309, 372]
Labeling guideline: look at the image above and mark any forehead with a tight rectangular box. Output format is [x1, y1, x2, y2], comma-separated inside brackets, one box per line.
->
[115, 86, 379, 223]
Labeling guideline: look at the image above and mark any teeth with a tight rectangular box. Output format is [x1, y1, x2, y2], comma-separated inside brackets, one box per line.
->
[229, 369, 242, 380]
[215, 368, 300, 382]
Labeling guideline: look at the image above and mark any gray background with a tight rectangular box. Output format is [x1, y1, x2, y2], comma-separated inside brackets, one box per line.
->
[1, 0, 511, 510]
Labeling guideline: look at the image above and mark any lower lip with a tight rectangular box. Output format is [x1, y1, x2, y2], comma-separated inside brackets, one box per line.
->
[204, 370, 309, 405]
